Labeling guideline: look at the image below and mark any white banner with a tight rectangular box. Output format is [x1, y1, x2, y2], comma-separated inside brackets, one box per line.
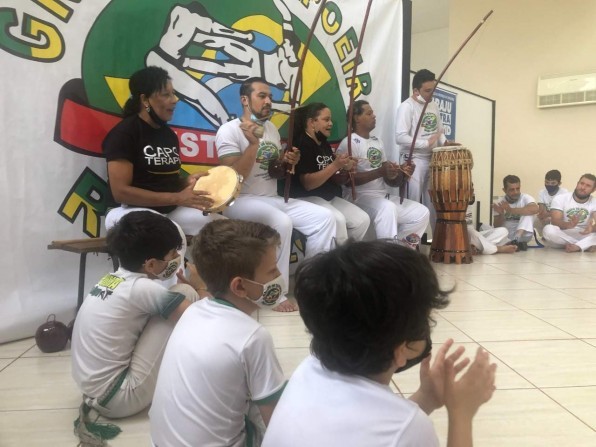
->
[0, 0, 403, 343]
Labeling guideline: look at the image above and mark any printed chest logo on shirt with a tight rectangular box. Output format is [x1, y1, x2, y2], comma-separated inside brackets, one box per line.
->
[367, 147, 382, 169]
[422, 113, 438, 132]
[256, 141, 281, 170]
[566, 208, 589, 223]
[316, 154, 333, 170]
[143, 145, 181, 167]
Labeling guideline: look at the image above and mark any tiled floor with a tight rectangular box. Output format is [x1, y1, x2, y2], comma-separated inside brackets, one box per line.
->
[1, 247, 596, 446]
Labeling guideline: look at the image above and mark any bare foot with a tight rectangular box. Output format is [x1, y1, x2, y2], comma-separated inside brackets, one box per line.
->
[470, 244, 479, 256]
[496, 245, 517, 254]
[565, 244, 581, 253]
[587, 246, 596, 253]
[273, 299, 298, 312]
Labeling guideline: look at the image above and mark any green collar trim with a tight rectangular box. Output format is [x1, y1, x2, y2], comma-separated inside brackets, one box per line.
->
[212, 297, 238, 309]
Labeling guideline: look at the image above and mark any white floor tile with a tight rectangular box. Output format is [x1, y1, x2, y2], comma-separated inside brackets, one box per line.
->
[431, 389, 596, 447]
[440, 310, 573, 341]
[519, 273, 596, 289]
[487, 289, 596, 310]
[0, 337, 36, 358]
[481, 339, 596, 387]
[442, 290, 515, 311]
[543, 386, 596, 430]
[527, 308, 596, 338]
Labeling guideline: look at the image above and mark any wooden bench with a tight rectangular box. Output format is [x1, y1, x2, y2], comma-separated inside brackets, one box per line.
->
[48, 238, 115, 309]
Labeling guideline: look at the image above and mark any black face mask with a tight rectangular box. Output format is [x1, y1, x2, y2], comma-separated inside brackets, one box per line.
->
[315, 130, 328, 142]
[394, 335, 433, 374]
[545, 184, 559, 195]
[148, 105, 167, 127]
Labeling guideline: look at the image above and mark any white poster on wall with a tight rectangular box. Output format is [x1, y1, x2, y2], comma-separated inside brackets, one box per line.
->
[0, 0, 403, 343]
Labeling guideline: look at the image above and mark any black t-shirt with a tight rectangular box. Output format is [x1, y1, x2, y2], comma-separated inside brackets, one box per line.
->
[288, 132, 341, 201]
[102, 115, 184, 214]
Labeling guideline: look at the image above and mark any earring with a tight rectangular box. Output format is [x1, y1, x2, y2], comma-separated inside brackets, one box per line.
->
[145, 104, 151, 113]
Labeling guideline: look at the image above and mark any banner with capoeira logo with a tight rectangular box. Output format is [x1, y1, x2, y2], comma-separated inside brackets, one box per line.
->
[0, 0, 403, 342]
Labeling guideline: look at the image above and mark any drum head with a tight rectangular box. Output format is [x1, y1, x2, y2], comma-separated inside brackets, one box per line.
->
[194, 166, 239, 208]
[432, 145, 469, 152]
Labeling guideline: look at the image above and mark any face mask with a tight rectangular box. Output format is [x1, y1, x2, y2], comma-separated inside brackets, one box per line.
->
[504, 195, 517, 204]
[147, 103, 168, 127]
[315, 130, 328, 142]
[243, 274, 285, 308]
[545, 184, 559, 195]
[414, 93, 426, 104]
[155, 255, 182, 281]
[394, 336, 432, 374]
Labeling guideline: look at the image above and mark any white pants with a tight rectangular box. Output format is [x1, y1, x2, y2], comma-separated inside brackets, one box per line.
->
[400, 154, 436, 232]
[543, 225, 596, 251]
[468, 226, 509, 255]
[352, 192, 429, 244]
[87, 284, 199, 418]
[105, 205, 225, 237]
[299, 196, 370, 244]
[503, 215, 534, 242]
[222, 194, 337, 291]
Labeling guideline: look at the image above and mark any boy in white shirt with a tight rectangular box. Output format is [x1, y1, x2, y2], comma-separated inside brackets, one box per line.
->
[150, 219, 286, 446]
[263, 241, 497, 447]
[71, 211, 198, 444]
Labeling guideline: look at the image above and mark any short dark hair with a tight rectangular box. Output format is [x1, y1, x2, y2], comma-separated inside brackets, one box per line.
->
[503, 175, 521, 189]
[294, 240, 450, 377]
[412, 69, 436, 90]
[239, 77, 269, 97]
[293, 102, 328, 141]
[580, 173, 596, 184]
[192, 220, 280, 297]
[123, 66, 171, 117]
[106, 211, 182, 271]
[545, 170, 562, 182]
[347, 99, 369, 129]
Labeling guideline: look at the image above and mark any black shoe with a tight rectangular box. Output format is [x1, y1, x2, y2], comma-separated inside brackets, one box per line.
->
[518, 242, 528, 251]
[506, 239, 519, 247]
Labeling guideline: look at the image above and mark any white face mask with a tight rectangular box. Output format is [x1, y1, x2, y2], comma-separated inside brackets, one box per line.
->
[414, 93, 426, 104]
[155, 255, 182, 281]
[243, 274, 285, 308]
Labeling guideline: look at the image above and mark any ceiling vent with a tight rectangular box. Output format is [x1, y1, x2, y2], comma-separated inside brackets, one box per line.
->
[537, 72, 596, 108]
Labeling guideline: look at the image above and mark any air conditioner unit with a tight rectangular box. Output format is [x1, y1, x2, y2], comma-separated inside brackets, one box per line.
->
[537, 72, 596, 108]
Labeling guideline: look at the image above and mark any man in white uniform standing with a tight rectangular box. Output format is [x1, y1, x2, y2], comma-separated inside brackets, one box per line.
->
[396, 69, 458, 232]
[543, 174, 596, 252]
[216, 77, 336, 311]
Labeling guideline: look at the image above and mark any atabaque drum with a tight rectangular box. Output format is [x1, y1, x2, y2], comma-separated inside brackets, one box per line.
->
[193, 165, 243, 213]
[429, 146, 474, 264]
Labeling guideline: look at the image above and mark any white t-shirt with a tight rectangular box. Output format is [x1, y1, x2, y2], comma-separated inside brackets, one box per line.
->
[337, 133, 388, 197]
[216, 118, 282, 196]
[493, 193, 536, 228]
[262, 355, 439, 447]
[150, 298, 286, 447]
[395, 97, 446, 159]
[538, 187, 568, 211]
[550, 192, 596, 230]
[71, 268, 185, 398]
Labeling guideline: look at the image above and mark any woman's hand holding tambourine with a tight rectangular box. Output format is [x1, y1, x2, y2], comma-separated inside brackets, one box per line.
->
[177, 183, 214, 211]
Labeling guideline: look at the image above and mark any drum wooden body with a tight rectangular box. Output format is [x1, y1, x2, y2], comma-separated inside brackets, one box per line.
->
[429, 147, 474, 264]
[193, 165, 243, 213]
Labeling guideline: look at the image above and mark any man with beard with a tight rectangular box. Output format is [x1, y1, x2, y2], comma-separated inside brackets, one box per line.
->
[492, 175, 538, 251]
[543, 174, 596, 253]
[215, 77, 336, 312]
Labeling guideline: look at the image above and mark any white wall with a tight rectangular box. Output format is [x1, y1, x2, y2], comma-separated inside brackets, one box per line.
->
[446, 0, 596, 200]
[411, 27, 450, 75]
